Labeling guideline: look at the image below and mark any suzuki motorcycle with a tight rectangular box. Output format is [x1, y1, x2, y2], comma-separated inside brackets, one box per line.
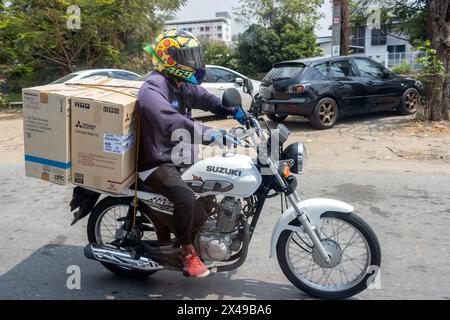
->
[70, 80, 381, 299]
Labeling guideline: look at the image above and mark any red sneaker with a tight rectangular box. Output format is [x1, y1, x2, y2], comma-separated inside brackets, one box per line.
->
[183, 252, 210, 278]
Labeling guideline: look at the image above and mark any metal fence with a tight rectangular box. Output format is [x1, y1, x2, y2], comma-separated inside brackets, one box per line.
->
[384, 51, 425, 71]
[350, 51, 424, 71]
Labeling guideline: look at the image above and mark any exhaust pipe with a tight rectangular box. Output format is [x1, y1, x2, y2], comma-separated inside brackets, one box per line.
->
[84, 244, 164, 272]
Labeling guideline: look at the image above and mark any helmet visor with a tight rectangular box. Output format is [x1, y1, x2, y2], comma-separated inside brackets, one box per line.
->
[169, 46, 206, 71]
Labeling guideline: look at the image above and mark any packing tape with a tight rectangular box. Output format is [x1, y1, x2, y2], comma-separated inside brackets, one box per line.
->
[66, 84, 138, 98]
[41, 171, 50, 181]
[40, 93, 49, 104]
[93, 102, 102, 124]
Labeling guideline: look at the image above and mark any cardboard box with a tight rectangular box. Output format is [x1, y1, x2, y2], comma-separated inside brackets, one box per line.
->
[22, 84, 99, 185]
[70, 87, 139, 193]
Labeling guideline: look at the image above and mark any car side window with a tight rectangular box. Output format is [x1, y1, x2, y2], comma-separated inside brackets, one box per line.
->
[330, 60, 355, 77]
[308, 63, 330, 80]
[112, 71, 139, 80]
[209, 68, 237, 83]
[85, 71, 110, 78]
[202, 69, 216, 83]
[353, 58, 385, 77]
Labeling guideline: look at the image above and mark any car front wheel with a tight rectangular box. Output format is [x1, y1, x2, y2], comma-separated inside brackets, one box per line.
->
[310, 97, 339, 129]
[399, 88, 421, 115]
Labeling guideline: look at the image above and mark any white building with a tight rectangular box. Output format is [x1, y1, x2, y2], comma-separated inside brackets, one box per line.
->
[165, 12, 233, 45]
[315, 1, 422, 70]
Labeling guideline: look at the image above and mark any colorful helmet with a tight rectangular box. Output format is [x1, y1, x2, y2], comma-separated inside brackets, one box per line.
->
[144, 29, 206, 85]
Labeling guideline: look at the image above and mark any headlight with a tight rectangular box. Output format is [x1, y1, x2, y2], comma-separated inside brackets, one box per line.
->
[281, 142, 307, 174]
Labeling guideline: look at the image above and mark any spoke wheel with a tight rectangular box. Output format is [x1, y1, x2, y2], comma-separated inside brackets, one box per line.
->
[87, 197, 159, 279]
[276, 211, 381, 299]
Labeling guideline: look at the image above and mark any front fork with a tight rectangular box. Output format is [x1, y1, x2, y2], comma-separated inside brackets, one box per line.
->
[267, 158, 331, 264]
[287, 192, 331, 264]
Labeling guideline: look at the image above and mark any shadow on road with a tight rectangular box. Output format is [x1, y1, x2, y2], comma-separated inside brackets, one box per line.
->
[0, 244, 311, 300]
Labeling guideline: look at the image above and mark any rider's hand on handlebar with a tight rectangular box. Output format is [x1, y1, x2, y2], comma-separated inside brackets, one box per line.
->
[234, 107, 247, 125]
[210, 129, 240, 148]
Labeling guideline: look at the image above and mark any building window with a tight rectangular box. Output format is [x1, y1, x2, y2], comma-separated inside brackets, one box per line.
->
[217, 26, 222, 31]
[387, 44, 406, 65]
[200, 27, 204, 32]
[205, 26, 210, 32]
[188, 28, 193, 32]
[217, 33, 222, 38]
[371, 28, 387, 46]
[350, 26, 366, 53]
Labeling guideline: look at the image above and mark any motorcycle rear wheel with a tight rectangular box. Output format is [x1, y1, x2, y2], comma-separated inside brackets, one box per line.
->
[87, 196, 158, 279]
[276, 211, 381, 299]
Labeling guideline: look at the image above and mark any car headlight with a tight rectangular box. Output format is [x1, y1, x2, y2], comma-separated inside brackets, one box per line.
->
[281, 142, 307, 174]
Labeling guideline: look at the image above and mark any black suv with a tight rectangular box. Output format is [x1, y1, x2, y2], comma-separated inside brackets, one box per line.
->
[259, 56, 423, 129]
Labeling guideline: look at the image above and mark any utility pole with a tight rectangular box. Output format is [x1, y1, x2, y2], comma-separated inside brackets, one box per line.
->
[341, 0, 350, 55]
[331, 0, 341, 56]
[331, 0, 350, 56]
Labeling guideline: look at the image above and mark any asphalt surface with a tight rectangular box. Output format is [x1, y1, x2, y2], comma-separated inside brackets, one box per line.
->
[0, 163, 449, 300]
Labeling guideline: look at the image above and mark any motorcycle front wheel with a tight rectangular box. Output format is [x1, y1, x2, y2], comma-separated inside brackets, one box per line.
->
[276, 211, 381, 299]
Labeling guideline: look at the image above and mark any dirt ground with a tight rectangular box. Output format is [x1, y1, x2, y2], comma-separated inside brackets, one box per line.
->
[1, 109, 449, 173]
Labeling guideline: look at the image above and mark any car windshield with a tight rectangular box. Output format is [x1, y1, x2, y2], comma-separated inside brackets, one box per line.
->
[263, 63, 305, 84]
[51, 73, 78, 84]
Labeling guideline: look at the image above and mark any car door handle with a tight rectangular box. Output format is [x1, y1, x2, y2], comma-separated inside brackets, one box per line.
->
[218, 87, 226, 91]
[366, 81, 374, 86]
[335, 81, 345, 87]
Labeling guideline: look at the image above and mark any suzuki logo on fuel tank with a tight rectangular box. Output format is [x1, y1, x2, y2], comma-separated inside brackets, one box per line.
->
[206, 166, 242, 177]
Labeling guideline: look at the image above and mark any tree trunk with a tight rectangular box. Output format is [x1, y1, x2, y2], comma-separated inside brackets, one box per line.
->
[425, 0, 450, 121]
[340, 0, 350, 56]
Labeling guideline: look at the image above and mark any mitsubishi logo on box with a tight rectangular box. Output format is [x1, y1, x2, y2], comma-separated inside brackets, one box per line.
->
[75, 121, 82, 128]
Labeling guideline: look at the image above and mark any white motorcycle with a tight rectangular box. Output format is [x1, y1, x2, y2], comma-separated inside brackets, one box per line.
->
[70, 80, 381, 299]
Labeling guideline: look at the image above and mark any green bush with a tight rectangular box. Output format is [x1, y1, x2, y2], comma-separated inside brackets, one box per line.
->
[391, 61, 413, 74]
[0, 93, 7, 108]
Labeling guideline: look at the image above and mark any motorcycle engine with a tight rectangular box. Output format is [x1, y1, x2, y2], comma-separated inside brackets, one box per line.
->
[196, 197, 243, 261]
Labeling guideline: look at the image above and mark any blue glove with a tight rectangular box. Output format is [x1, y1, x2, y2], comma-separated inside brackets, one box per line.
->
[234, 107, 246, 125]
[210, 129, 227, 143]
[210, 129, 240, 148]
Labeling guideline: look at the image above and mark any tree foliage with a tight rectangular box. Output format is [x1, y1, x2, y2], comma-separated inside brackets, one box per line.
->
[0, 0, 185, 90]
[350, 0, 428, 43]
[200, 39, 238, 70]
[233, 0, 324, 29]
[234, 0, 323, 76]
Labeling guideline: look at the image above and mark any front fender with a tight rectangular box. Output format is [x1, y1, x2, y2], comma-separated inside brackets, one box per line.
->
[269, 198, 353, 258]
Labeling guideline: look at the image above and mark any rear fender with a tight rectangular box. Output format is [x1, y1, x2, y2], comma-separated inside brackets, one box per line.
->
[70, 187, 101, 225]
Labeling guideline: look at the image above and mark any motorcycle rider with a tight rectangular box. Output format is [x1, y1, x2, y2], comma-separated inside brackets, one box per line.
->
[138, 30, 246, 278]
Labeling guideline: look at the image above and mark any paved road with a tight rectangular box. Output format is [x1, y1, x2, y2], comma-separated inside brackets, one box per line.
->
[0, 163, 449, 300]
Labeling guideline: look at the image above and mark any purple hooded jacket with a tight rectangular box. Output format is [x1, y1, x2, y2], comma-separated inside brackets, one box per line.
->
[137, 71, 234, 172]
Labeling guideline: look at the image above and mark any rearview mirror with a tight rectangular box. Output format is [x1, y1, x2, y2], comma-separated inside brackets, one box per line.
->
[235, 78, 244, 86]
[382, 70, 392, 78]
[222, 88, 242, 108]
[243, 78, 254, 96]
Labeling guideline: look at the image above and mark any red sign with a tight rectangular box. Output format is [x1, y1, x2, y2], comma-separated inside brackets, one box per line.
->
[333, 16, 340, 24]
[333, 0, 341, 4]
